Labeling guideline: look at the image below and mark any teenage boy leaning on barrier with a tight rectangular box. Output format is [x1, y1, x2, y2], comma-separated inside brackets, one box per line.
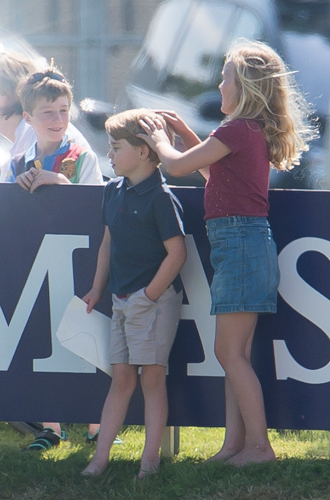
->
[7, 66, 103, 190]
[6, 65, 104, 451]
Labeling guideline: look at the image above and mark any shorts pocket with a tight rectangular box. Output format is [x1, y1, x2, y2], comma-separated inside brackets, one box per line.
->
[125, 288, 158, 341]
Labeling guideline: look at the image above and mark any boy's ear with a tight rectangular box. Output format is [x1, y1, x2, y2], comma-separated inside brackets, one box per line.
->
[139, 143, 150, 160]
[23, 111, 32, 125]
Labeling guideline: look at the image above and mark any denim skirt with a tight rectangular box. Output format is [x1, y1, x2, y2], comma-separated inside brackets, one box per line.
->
[206, 216, 280, 315]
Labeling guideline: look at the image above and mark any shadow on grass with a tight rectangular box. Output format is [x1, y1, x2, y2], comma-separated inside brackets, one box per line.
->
[77, 456, 330, 500]
[1, 442, 330, 500]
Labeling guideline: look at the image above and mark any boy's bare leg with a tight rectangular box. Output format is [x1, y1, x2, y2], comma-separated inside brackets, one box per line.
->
[87, 423, 100, 436]
[138, 364, 167, 478]
[212, 312, 275, 466]
[42, 422, 61, 434]
[82, 364, 138, 476]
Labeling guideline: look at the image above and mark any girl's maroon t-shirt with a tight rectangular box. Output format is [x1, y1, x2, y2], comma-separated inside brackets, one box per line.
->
[204, 119, 270, 220]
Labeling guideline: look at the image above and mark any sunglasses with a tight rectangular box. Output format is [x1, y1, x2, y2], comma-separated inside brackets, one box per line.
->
[27, 71, 66, 85]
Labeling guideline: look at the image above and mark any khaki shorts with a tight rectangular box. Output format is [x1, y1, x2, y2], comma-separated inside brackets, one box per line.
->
[110, 286, 182, 366]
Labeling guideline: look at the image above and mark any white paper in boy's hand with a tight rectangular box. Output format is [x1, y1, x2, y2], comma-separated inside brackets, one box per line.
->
[55, 295, 112, 377]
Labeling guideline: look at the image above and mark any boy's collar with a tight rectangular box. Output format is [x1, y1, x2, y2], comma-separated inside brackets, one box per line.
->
[25, 133, 70, 162]
[117, 169, 165, 194]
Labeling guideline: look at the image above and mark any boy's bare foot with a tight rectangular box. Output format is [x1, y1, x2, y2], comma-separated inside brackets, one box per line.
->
[227, 444, 276, 466]
[81, 461, 107, 476]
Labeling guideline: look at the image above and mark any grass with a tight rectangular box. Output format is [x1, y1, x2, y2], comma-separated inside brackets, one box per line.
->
[0, 423, 330, 499]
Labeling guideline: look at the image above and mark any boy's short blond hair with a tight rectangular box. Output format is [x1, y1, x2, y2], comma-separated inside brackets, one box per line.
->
[0, 50, 41, 118]
[105, 108, 174, 165]
[19, 67, 73, 115]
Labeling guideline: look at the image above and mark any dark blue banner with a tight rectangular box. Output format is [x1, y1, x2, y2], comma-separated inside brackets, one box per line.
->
[0, 184, 329, 429]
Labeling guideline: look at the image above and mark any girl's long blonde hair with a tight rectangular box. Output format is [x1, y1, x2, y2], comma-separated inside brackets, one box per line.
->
[225, 39, 318, 170]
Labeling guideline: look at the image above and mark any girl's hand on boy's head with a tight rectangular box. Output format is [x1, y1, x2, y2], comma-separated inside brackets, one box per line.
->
[138, 116, 171, 150]
[155, 110, 191, 137]
[155, 109, 201, 150]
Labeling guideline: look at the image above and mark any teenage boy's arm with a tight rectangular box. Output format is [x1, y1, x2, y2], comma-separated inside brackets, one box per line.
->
[144, 235, 186, 302]
[83, 226, 111, 313]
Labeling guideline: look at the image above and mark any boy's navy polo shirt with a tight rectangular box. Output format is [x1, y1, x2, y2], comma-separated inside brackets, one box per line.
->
[102, 168, 185, 295]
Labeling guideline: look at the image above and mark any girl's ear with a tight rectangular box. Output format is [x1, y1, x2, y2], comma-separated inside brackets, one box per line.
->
[23, 111, 32, 125]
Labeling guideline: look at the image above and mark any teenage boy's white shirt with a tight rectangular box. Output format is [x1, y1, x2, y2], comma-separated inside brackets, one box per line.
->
[0, 118, 97, 182]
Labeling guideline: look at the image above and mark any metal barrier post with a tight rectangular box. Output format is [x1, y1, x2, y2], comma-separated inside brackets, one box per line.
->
[160, 426, 180, 457]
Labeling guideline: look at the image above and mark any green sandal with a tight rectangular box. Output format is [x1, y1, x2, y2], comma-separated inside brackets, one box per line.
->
[27, 427, 67, 451]
[84, 429, 123, 445]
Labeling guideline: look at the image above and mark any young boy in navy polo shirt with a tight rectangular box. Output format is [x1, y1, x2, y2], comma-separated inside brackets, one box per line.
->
[81, 109, 186, 478]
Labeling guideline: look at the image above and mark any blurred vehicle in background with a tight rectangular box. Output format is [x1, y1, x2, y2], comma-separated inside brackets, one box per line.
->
[115, 0, 330, 189]
[272, 0, 330, 188]
[117, 0, 281, 138]
[2, 1, 330, 188]
[116, 0, 282, 185]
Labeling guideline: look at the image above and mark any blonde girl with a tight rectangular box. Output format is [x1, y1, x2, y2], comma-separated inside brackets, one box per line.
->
[139, 39, 316, 466]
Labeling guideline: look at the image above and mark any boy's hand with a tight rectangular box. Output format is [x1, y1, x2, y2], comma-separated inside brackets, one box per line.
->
[29, 170, 70, 193]
[144, 286, 157, 302]
[16, 167, 38, 191]
[83, 288, 102, 313]
[16, 168, 71, 193]
[144, 235, 186, 302]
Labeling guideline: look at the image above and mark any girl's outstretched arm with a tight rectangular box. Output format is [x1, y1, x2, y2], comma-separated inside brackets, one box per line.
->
[155, 110, 210, 181]
[139, 116, 231, 178]
[156, 110, 201, 149]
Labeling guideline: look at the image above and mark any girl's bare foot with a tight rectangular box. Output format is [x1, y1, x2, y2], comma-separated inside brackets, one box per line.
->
[81, 460, 107, 476]
[137, 458, 160, 479]
[227, 444, 276, 466]
[203, 446, 244, 464]
[137, 466, 159, 479]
